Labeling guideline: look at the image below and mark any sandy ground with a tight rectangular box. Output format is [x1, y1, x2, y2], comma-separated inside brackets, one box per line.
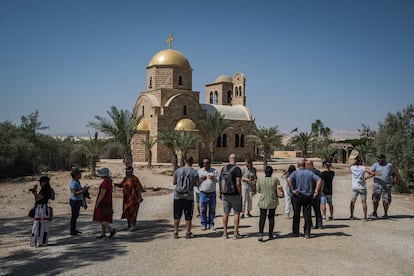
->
[1, 159, 413, 276]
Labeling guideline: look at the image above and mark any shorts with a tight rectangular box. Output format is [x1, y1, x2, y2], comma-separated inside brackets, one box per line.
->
[222, 194, 242, 215]
[352, 189, 367, 201]
[173, 199, 194, 220]
[372, 183, 391, 204]
[320, 194, 333, 205]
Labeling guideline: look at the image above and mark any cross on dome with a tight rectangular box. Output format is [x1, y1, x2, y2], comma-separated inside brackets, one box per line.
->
[167, 34, 174, 49]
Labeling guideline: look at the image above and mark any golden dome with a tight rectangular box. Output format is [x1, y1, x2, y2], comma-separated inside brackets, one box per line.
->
[174, 118, 196, 131]
[148, 49, 192, 70]
[136, 118, 149, 130]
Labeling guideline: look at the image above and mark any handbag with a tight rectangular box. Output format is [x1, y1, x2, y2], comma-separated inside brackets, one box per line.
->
[276, 185, 285, 198]
[28, 207, 35, 218]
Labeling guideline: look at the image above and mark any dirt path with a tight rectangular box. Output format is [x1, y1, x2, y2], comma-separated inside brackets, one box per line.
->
[1, 160, 413, 275]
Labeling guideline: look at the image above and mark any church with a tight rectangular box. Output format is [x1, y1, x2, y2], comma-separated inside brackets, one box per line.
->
[131, 35, 256, 164]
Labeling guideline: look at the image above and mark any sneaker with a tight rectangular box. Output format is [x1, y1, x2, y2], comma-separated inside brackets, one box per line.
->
[173, 232, 179, 239]
[382, 214, 389, 219]
[233, 233, 242, 240]
[223, 233, 229, 239]
[329, 216, 334, 220]
[322, 216, 326, 220]
[129, 225, 137, 231]
[349, 216, 355, 220]
[201, 225, 207, 231]
[246, 213, 252, 218]
[108, 229, 117, 239]
[269, 234, 277, 240]
[368, 212, 378, 219]
[258, 234, 264, 242]
[241, 214, 245, 219]
[185, 232, 195, 239]
[305, 234, 311, 239]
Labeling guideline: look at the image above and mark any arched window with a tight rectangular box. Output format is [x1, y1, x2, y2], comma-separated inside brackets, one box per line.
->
[209, 92, 213, 104]
[178, 76, 183, 85]
[235, 87, 238, 97]
[142, 106, 145, 116]
[239, 86, 243, 96]
[235, 134, 240, 147]
[240, 134, 245, 147]
[183, 105, 187, 115]
[222, 134, 227, 147]
[149, 76, 152, 88]
[216, 136, 222, 147]
[227, 91, 232, 105]
[214, 91, 218, 104]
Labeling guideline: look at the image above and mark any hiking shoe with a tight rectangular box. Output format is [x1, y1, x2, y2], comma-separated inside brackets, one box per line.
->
[233, 233, 242, 240]
[223, 234, 229, 239]
[185, 232, 195, 239]
[108, 229, 117, 239]
[173, 232, 179, 239]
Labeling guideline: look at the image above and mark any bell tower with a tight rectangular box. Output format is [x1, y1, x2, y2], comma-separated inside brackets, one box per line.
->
[232, 69, 246, 106]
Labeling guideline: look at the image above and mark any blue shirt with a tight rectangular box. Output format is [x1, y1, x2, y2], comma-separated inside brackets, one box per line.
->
[70, 179, 83, 201]
[288, 169, 320, 196]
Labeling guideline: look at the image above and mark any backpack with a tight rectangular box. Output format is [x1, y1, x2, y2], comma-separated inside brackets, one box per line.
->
[220, 165, 237, 194]
[176, 169, 192, 195]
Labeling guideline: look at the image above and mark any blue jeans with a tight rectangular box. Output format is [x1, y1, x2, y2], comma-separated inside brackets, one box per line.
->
[199, 191, 216, 227]
[70, 199, 82, 233]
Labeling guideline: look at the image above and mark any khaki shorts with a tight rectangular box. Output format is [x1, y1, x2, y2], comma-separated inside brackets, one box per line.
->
[372, 183, 391, 204]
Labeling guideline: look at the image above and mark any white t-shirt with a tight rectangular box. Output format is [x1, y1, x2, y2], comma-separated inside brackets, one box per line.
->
[350, 165, 367, 189]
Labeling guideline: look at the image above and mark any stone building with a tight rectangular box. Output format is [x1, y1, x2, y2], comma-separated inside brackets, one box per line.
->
[131, 36, 256, 164]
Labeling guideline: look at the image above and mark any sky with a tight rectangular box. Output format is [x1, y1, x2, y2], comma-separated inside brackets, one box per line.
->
[1, 0, 413, 138]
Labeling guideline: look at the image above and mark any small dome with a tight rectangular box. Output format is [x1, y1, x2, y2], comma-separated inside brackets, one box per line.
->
[136, 118, 149, 130]
[174, 118, 196, 131]
[148, 49, 192, 70]
[215, 74, 233, 83]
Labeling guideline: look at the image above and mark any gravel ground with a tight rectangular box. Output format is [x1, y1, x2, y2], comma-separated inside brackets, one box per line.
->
[1, 160, 413, 276]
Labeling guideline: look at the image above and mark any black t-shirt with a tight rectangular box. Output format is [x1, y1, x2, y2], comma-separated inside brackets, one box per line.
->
[321, 170, 335, 195]
[36, 186, 52, 204]
[221, 164, 242, 195]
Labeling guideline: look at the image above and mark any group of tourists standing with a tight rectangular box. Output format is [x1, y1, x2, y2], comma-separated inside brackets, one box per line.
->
[29, 152, 396, 246]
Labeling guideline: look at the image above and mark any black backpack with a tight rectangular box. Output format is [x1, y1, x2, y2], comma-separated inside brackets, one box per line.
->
[219, 165, 237, 194]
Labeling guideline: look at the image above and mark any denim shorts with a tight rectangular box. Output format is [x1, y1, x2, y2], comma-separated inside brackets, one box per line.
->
[352, 188, 367, 201]
[320, 194, 333, 205]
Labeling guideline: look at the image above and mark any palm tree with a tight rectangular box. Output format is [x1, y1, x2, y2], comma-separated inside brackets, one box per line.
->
[140, 137, 157, 168]
[78, 131, 106, 176]
[175, 130, 200, 167]
[291, 131, 313, 160]
[198, 112, 231, 162]
[87, 106, 141, 166]
[248, 126, 283, 170]
[158, 127, 179, 171]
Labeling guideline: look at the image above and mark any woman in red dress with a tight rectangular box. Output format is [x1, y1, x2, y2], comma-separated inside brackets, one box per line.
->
[93, 167, 116, 238]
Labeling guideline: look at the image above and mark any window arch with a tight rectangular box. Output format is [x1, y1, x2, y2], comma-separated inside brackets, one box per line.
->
[149, 76, 152, 88]
[183, 105, 187, 115]
[240, 134, 245, 147]
[214, 91, 218, 104]
[216, 136, 221, 147]
[235, 87, 239, 97]
[227, 91, 232, 104]
[141, 106, 145, 116]
[239, 86, 243, 96]
[222, 134, 227, 147]
[178, 76, 183, 85]
[209, 92, 213, 104]
[235, 134, 240, 147]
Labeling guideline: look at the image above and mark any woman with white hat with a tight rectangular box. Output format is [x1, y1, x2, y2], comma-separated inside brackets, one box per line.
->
[93, 167, 116, 239]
